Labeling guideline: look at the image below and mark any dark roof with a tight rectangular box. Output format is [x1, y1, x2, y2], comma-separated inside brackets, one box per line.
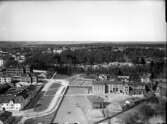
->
[0, 111, 12, 122]
[0, 95, 25, 104]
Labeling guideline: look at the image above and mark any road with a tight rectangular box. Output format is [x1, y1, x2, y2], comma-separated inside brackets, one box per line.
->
[16, 78, 69, 124]
[53, 87, 91, 124]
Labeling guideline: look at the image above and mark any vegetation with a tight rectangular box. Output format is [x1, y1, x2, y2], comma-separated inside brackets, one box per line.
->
[124, 97, 166, 124]
[2, 43, 166, 79]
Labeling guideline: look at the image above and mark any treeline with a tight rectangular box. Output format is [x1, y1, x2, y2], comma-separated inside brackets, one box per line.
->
[5, 46, 166, 78]
[25, 47, 165, 65]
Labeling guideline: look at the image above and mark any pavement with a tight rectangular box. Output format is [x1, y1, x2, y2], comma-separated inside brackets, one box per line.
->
[53, 87, 92, 124]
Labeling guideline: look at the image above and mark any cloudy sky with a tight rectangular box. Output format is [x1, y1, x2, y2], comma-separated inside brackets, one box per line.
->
[0, 0, 166, 42]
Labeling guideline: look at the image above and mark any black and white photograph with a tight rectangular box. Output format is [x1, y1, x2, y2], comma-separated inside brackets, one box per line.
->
[0, 0, 166, 124]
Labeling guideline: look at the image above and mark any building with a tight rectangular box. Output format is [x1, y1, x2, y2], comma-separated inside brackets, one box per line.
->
[0, 100, 21, 112]
[0, 76, 12, 84]
[140, 73, 151, 83]
[0, 96, 25, 112]
[0, 85, 38, 112]
[117, 76, 130, 83]
[92, 79, 145, 96]
[0, 59, 4, 67]
[92, 80, 129, 95]
[128, 83, 145, 95]
[4, 65, 31, 77]
[12, 74, 38, 84]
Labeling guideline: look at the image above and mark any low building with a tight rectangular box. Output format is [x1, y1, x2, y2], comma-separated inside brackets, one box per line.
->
[0, 77, 12, 84]
[12, 74, 38, 84]
[0, 96, 25, 112]
[117, 76, 130, 83]
[4, 65, 31, 77]
[128, 83, 145, 95]
[0, 100, 21, 112]
[140, 73, 151, 83]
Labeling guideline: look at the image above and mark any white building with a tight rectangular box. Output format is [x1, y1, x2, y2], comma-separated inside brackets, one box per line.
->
[0, 59, 4, 67]
[0, 100, 21, 112]
[0, 77, 12, 84]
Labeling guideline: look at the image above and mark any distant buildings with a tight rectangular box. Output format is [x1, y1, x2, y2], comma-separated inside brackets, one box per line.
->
[12, 74, 38, 85]
[4, 65, 31, 77]
[0, 65, 38, 85]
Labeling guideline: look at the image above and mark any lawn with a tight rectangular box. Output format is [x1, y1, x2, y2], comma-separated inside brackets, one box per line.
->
[50, 83, 61, 89]
[34, 95, 54, 112]
[45, 89, 59, 96]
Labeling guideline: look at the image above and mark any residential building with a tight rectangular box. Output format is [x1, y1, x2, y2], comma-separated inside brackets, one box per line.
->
[117, 76, 130, 83]
[140, 73, 151, 83]
[12, 74, 38, 84]
[4, 65, 31, 77]
[0, 100, 21, 112]
[0, 77, 11, 84]
[0, 96, 25, 112]
[0, 59, 4, 67]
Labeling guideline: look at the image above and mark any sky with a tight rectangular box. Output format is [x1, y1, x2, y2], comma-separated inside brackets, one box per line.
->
[0, 0, 166, 42]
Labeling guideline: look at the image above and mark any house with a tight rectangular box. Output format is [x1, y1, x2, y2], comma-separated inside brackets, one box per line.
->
[0, 76, 12, 84]
[0, 85, 37, 112]
[117, 76, 130, 83]
[53, 48, 63, 54]
[140, 73, 151, 83]
[0, 100, 21, 112]
[12, 74, 38, 84]
[0, 96, 24, 112]
[4, 65, 31, 77]
[128, 83, 145, 95]
[98, 74, 107, 80]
